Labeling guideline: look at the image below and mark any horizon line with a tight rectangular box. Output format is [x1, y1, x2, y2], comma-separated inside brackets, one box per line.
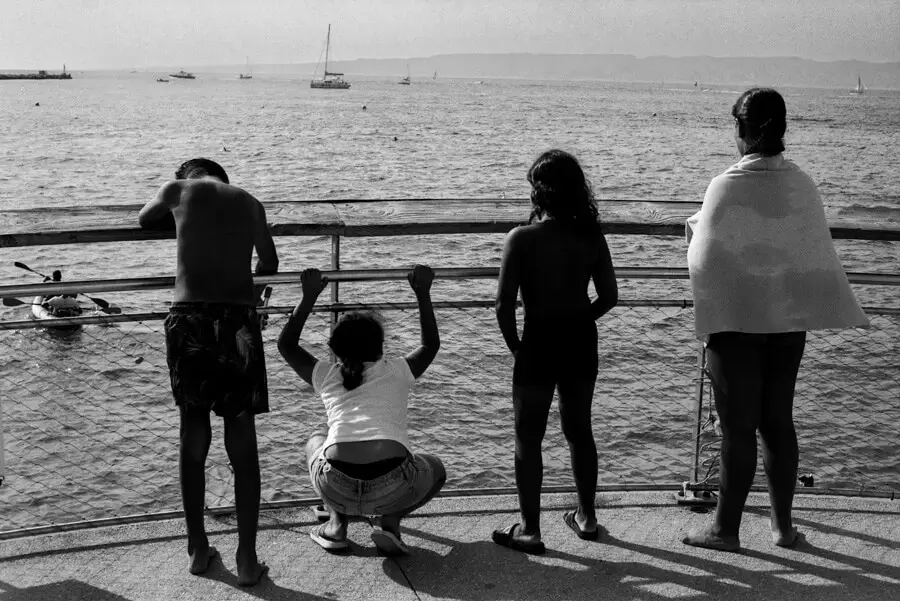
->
[4, 52, 899, 72]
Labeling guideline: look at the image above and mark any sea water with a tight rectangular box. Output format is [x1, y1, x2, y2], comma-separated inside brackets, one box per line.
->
[0, 74, 897, 528]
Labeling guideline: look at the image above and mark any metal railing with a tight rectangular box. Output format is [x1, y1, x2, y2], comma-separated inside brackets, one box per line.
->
[1, 204, 898, 539]
[1, 271, 897, 539]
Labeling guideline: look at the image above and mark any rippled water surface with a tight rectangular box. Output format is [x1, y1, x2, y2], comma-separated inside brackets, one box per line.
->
[0, 74, 897, 528]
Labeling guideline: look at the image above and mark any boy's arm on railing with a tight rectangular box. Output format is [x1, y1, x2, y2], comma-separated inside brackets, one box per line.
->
[138, 181, 178, 230]
[277, 269, 326, 386]
[591, 233, 618, 319]
[495, 229, 521, 355]
[405, 265, 440, 379]
[253, 199, 279, 300]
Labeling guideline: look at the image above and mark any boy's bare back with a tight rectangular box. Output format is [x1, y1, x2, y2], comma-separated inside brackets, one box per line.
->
[141, 178, 277, 305]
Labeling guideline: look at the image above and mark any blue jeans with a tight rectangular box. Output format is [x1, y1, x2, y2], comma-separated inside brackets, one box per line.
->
[309, 448, 446, 517]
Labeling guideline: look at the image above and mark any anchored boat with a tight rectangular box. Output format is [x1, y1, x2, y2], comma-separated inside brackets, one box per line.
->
[398, 65, 411, 85]
[239, 56, 252, 79]
[310, 24, 350, 89]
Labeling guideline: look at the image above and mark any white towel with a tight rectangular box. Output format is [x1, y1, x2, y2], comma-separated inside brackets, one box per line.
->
[687, 153, 869, 339]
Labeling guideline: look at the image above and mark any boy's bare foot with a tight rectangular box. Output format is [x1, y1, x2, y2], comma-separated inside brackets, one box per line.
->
[188, 546, 219, 575]
[772, 525, 803, 548]
[237, 560, 269, 587]
[682, 526, 740, 552]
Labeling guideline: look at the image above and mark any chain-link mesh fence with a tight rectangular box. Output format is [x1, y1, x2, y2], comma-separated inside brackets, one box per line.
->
[691, 312, 900, 498]
[1, 301, 897, 535]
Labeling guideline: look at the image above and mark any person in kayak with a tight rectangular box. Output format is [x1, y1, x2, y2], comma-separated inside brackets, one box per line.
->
[41, 270, 80, 316]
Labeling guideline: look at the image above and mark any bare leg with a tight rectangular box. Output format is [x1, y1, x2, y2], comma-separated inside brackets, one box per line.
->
[683, 333, 762, 551]
[179, 406, 218, 574]
[558, 378, 598, 532]
[224, 410, 267, 586]
[305, 432, 349, 540]
[760, 332, 805, 547]
[512, 382, 554, 541]
[379, 454, 446, 536]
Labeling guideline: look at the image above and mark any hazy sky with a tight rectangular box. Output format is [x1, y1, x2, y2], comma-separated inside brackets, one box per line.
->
[2, 0, 898, 69]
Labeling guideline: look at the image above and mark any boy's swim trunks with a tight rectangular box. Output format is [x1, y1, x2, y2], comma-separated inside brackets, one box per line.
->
[164, 303, 269, 418]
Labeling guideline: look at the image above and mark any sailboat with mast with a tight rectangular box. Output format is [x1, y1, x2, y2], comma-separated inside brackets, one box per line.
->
[310, 24, 350, 89]
[239, 57, 252, 79]
[398, 65, 410, 85]
[851, 75, 865, 95]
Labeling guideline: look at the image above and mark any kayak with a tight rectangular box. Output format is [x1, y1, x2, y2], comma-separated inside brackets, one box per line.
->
[32, 295, 85, 331]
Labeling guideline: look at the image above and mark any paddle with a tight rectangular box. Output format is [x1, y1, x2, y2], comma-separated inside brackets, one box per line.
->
[13, 261, 117, 311]
[2, 297, 36, 307]
[1, 296, 122, 314]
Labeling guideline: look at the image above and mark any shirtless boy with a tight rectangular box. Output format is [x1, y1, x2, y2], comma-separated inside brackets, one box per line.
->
[139, 158, 278, 586]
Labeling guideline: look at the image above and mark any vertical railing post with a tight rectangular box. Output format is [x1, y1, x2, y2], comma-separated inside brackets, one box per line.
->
[690, 342, 707, 484]
[330, 234, 340, 332]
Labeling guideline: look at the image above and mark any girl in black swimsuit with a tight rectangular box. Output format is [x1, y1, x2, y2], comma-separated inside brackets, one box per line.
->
[493, 149, 618, 554]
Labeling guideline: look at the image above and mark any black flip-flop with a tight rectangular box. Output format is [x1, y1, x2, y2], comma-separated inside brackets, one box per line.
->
[563, 510, 599, 541]
[491, 523, 546, 555]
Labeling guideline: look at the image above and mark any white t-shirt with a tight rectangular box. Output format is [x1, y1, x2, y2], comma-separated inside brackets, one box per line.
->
[312, 357, 415, 450]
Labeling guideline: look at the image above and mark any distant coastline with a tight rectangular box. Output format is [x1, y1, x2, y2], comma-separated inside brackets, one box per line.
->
[0, 69, 71, 81]
[132, 53, 900, 90]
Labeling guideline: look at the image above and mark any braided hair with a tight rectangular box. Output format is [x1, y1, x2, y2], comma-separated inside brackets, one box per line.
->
[328, 312, 384, 390]
[732, 88, 787, 156]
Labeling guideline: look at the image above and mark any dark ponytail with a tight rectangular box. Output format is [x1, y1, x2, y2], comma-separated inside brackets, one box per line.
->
[339, 357, 366, 390]
[732, 88, 787, 156]
[328, 312, 384, 390]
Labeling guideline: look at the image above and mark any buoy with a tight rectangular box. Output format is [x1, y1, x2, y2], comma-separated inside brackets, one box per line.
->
[393, 136, 398, 141]
[222, 146, 228, 152]
[652, 112, 657, 117]
[362, 104, 367, 110]
[35, 102, 40, 107]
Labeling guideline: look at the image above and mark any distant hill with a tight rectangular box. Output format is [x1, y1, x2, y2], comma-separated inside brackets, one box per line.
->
[183, 54, 900, 90]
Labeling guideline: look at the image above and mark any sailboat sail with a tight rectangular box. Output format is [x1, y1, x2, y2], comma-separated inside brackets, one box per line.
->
[852, 75, 865, 94]
[240, 57, 252, 79]
[311, 24, 350, 89]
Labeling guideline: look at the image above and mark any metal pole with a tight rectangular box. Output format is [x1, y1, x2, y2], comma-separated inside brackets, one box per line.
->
[691, 342, 707, 484]
[2, 269, 894, 298]
[330, 234, 340, 332]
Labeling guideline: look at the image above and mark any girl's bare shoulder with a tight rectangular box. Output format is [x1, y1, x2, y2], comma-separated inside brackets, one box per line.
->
[505, 223, 537, 244]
